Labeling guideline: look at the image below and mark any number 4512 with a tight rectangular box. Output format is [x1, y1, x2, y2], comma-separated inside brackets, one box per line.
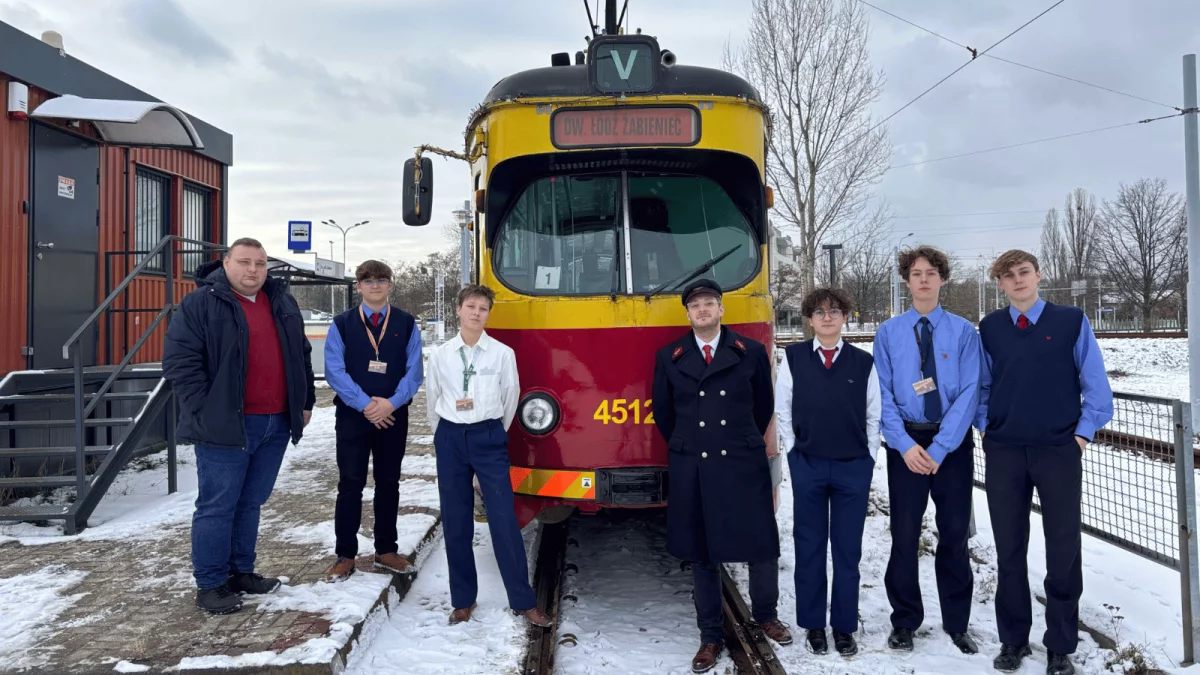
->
[593, 399, 655, 425]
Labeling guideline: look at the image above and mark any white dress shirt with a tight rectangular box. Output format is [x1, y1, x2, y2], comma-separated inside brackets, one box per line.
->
[774, 338, 882, 461]
[425, 330, 520, 433]
[694, 333, 720, 360]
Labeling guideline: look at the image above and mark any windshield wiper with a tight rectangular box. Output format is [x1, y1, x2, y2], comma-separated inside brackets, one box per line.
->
[644, 244, 743, 300]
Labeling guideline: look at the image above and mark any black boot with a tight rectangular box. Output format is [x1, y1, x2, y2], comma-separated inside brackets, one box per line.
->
[806, 628, 828, 655]
[196, 584, 244, 615]
[227, 572, 282, 595]
[993, 643, 1033, 673]
[1046, 651, 1076, 675]
[833, 630, 857, 656]
[887, 627, 914, 651]
[949, 632, 979, 655]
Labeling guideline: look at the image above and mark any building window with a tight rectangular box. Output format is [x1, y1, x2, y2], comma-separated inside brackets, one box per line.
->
[181, 183, 212, 276]
[135, 169, 171, 271]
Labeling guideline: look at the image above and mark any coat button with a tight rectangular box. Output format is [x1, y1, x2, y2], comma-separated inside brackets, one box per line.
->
[721, 449, 727, 456]
[701, 451, 708, 459]
[700, 391, 705, 397]
[720, 390, 726, 396]
[721, 420, 726, 426]
[699, 421, 706, 427]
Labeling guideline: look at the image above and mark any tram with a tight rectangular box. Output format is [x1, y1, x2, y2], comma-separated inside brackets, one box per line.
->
[403, 3, 777, 527]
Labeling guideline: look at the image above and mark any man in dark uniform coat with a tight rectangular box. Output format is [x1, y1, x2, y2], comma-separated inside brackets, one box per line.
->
[652, 278, 792, 674]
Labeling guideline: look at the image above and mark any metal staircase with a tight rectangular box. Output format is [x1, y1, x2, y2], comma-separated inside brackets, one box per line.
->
[0, 234, 187, 535]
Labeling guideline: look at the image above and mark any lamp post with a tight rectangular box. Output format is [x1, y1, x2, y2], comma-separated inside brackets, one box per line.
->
[821, 243, 843, 287]
[320, 218, 371, 270]
[891, 232, 914, 316]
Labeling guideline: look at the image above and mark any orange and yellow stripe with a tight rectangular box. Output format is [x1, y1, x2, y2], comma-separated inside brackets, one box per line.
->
[510, 466, 597, 500]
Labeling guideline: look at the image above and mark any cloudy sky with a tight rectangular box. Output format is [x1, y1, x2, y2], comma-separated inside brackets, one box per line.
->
[2, 0, 1197, 272]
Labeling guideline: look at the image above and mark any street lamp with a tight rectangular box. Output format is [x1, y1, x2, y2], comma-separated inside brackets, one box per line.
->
[320, 218, 371, 267]
[891, 232, 915, 316]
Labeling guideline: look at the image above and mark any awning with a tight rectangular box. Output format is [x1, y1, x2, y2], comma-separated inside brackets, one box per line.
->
[29, 95, 204, 149]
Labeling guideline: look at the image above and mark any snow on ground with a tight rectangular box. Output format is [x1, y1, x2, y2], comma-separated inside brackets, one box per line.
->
[0, 565, 89, 669]
[343, 519, 540, 675]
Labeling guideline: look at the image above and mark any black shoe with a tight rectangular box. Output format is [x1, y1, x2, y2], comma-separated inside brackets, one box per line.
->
[806, 628, 828, 655]
[227, 572, 282, 595]
[833, 630, 857, 656]
[950, 632, 979, 655]
[1046, 651, 1075, 675]
[196, 584, 244, 615]
[887, 627, 914, 651]
[993, 643, 1033, 673]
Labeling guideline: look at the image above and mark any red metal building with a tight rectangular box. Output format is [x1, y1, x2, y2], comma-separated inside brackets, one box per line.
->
[0, 21, 233, 375]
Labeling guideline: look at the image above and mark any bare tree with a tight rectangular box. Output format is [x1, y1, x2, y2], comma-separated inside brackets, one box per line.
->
[1095, 178, 1187, 323]
[771, 264, 805, 317]
[724, 0, 890, 304]
[1039, 207, 1068, 283]
[1062, 187, 1099, 281]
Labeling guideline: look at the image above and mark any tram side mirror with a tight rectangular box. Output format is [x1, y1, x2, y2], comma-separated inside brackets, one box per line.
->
[402, 157, 434, 226]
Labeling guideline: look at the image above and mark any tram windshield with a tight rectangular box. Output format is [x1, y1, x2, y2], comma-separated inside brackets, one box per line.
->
[493, 173, 760, 296]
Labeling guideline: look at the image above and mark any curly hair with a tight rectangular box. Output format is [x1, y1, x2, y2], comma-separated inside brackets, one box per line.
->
[801, 287, 854, 318]
[898, 245, 951, 281]
[989, 249, 1040, 280]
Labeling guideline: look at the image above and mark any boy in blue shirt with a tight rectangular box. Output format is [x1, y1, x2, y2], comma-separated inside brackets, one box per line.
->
[977, 249, 1113, 675]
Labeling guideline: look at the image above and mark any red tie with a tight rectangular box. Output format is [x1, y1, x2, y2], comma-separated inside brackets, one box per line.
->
[819, 347, 837, 369]
[703, 345, 713, 365]
[1017, 314, 1030, 329]
[372, 312, 382, 327]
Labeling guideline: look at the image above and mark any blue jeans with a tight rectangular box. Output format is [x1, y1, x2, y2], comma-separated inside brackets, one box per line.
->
[192, 413, 291, 589]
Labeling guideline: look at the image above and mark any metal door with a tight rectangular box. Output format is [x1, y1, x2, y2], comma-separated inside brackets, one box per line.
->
[31, 124, 100, 369]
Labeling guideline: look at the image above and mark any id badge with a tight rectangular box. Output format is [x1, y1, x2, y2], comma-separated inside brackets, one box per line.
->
[912, 377, 937, 395]
[368, 360, 388, 374]
[455, 398, 474, 411]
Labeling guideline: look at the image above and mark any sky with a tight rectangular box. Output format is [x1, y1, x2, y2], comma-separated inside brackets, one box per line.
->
[2, 0, 1198, 273]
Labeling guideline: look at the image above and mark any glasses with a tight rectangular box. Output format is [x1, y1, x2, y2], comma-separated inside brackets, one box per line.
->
[812, 309, 844, 319]
[358, 278, 391, 288]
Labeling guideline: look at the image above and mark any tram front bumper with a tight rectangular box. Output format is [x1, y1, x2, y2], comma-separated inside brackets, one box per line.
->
[510, 466, 668, 505]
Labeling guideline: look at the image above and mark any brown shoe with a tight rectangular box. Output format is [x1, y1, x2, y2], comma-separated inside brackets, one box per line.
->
[325, 556, 355, 582]
[516, 606, 553, 628]
[449, 603, 477, 624]
[760, 620, 793, 646]
[374, 552, 416, 576]
[691, 643, 721, 674]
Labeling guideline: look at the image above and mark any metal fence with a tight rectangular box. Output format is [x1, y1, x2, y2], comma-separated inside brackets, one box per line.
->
[971, 392, 1200, 662]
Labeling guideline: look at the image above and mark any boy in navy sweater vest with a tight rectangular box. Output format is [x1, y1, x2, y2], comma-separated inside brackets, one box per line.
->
[875, 246, 981, 656]
[775, 288, 880, 657]
[323, 260, 424, 582]
[977, 250, 1113, 675]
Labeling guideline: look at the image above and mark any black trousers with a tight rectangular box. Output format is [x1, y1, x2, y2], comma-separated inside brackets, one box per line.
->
[884, 427, 975, 634]
[692, 558, 778, 646]
[985, 438, 1083, 654]
[334, 404, 408, 559]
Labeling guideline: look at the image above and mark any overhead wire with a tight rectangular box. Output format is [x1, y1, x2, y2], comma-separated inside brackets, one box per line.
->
[892, 210, 1046, 219]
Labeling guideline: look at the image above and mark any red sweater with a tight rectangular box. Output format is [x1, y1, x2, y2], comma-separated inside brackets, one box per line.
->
[236, 293, 288, 415]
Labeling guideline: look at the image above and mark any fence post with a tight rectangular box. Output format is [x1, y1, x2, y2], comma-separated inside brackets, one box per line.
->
[1174, 400, 1200, 664]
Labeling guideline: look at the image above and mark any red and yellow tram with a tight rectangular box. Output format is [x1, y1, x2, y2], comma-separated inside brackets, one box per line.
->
[403, 26, 777, 527]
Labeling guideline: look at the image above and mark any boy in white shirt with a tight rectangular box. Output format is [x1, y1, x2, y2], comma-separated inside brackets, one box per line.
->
[426, 284, 551, 627]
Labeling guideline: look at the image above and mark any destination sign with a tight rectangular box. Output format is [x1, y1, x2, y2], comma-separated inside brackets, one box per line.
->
[551, 107, 699, 149]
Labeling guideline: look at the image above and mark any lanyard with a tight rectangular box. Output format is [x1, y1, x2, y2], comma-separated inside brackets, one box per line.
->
[458, 345, 482, 396]
[358, 306, 391, 359]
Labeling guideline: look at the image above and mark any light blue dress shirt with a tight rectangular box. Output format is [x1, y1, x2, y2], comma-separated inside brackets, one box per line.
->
[324, 304, 424, 412]
[874, 305, 982, 465]
[975, 297, 1114, 441]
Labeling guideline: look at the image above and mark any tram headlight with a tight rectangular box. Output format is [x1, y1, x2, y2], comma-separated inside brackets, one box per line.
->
[518, 392, 560, 436]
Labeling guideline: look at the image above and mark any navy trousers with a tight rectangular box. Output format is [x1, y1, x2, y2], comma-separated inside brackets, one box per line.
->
[692, 558, 779, 645]
[984, 438, 1083, 654]
[884, 427, 975, 634]
[435, 418, 536, 612]
[789, 450, 873, 634]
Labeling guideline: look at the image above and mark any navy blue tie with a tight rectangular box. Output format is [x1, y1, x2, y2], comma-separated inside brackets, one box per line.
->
[919, 317, 943, 423]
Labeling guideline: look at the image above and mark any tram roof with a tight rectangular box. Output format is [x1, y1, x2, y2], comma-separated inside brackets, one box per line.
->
[481, 64, 762, 105]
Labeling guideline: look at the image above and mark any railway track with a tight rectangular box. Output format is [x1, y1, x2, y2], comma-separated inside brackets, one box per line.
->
[521, 517, 786, 675]
[776, 330, 1186, 346]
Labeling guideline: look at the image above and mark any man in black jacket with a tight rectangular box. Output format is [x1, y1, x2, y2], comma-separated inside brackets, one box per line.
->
[163, 237, 315, 615]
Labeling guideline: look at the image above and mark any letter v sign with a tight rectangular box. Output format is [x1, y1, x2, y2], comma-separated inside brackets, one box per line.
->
[611, 48, 638, 80]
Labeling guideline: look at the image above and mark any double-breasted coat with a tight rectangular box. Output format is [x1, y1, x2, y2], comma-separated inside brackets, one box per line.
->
[651, 325, 779, 564]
